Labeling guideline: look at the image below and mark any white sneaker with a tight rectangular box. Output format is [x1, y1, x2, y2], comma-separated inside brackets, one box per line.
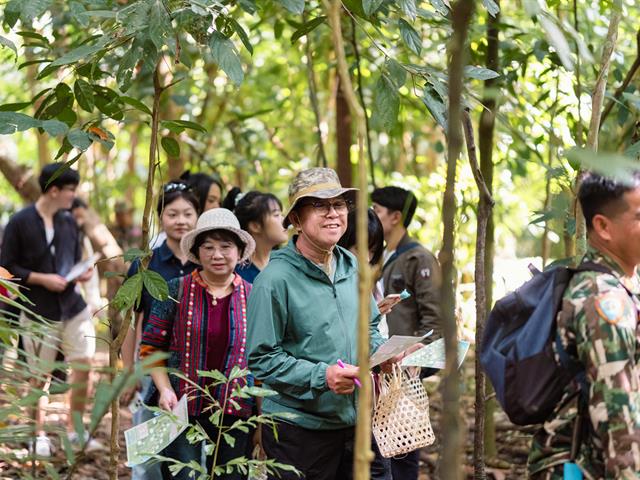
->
[68, 431, 105, 452]
[34, 435, 53, 457]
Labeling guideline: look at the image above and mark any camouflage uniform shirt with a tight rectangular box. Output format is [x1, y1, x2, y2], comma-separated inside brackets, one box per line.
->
[528, 246, 640, 479]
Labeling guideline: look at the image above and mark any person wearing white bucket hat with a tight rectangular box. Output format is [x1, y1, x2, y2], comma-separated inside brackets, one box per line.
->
[140, 208, 256, 480]
[246, 168, 387, 480]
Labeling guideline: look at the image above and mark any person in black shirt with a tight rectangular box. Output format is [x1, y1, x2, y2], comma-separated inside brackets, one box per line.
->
[0, 163, 98, 456]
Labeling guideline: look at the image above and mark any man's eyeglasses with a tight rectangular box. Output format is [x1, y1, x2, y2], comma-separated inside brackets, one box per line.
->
[163, 182, 191, 193]
[300, 199, 354, 215]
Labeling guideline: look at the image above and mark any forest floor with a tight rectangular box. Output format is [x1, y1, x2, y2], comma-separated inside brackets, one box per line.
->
[0, 349, 532, 479]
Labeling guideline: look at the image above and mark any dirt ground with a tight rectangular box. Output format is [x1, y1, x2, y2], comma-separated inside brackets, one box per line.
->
[0, 349, 532, 479]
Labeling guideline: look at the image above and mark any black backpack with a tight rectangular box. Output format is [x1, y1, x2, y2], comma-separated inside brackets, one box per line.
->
[480, 261, 612, 425]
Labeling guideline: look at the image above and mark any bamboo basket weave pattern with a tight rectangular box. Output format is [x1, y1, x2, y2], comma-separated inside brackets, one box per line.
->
[372, 366, 435, 458]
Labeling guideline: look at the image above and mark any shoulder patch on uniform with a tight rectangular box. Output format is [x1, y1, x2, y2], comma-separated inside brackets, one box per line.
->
[594, 291, 628, 324]
[420, 268, 430, 279]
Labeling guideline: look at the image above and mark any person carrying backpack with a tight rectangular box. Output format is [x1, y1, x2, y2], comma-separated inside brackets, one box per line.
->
[527, 172, 640, 479]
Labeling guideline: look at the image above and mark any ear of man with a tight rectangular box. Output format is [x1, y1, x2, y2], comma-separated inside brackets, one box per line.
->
[591, 213, 613, 242]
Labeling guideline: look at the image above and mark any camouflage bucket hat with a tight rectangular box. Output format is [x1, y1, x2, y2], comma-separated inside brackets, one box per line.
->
[283, 167, 358, 227]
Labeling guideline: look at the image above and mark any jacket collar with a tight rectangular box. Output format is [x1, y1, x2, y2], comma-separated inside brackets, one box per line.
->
[584, 245, 640, 294]
[274, 237, 356, 283]
[157, 240, 176, 262]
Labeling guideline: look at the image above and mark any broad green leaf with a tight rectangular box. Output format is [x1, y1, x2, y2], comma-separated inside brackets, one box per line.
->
[197, 369, 229, 383]
[386, 59, 407, 88]
[399, 0, 418, 21]
[67, 129, 92, 150]
[291, 16, 327, 44]
[20, 0, 52, 22]
[49, 36, 111, 68]
[41, 119, 69, 136]
[363, 0, 385, 16]
[116, 42, 143, 93]
[398, 19, 421, 55]
[565, 148, 639, 183]
[0, 35, 17, 56]
[45, 154, 81, 188]
[113, 272, 144, 311]
[69, 1, 89, 27]
[16, 31, 48, 41]
[149, 0, 173, 50]
[464, 66, 500, 80]
[429, 0, 449, 15]
[4, 0, 21, 28]
[74, 79, 95, 112]
[0, 102, 31, 112]
[142, 270, 169, 301]
[625, 141, 640, 158]
[371, 74, 400, 132]
[229, 18, 253, 55]
[279, 0, 305, 14]
[89, 382, 114, 432]
[422, 83, 447, 129]
[209, 32, 244, 86]
[161, 136, 180, 158]
[161, 119, 207, 134]
[121, 96, 152, 115]
[0, 112, 40, 134]
[537, 13, 573, 71]
[124, 247, 148, 263]
[482, 0, 500, 16]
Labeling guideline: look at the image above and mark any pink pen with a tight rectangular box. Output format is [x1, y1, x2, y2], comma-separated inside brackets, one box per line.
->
[337, 359, 362, 388]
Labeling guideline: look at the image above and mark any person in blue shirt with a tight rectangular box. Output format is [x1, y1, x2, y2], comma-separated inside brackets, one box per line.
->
[224, 190, 289, 283]
[120, 180, 199, 480]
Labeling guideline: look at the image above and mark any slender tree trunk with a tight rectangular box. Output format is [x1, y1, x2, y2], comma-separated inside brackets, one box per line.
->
[440, 2, 474, 479]
[478, 1, 499, 460]
[323, 1, 371, 479]
[336, 75, 353, 187]
[304, 17, 328, 168]
[126, 128, 139, 203]
[575, 1, 622, 257]
[0, 154, 42, 202]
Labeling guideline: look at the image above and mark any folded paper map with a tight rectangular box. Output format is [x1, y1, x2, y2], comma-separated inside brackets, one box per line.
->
[125, 394, 188, 467]
[401, 338, 470, 369]
[369, 331, 433, 368]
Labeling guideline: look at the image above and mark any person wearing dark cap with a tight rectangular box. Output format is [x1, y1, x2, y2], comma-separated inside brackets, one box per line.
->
[371, 186, 442, 480]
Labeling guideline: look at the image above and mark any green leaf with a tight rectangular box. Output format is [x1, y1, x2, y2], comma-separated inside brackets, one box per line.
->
[121, 96, 152, 115]
[422, 82, 447, 130]
[209, 32, 244, 86]
[116, 42, 143, 93]
[625, 140, 640, 158]
[4, 0, 21, 28]
[279, 0, 305, 14]
[0, 35, 17, 56]
[161, 136, 180, 158]
[124, 247, 149, 263]
[45, 154, 81, 188]
[363, 0, 385, 16]
[16, 31, 48, 42]
[428, 0, 449, 15]
[398, 19, 421, 55]
[229, 18, 253, 55]
[565, 148, 639, 183]
[537, 12, 574, 71]
[49, 36, 111, 68]
[67, 129, 92, 151]
[291, 16, 327, 44]
[0, 112, 40, 134]
[113, 272, 144, 311]
[20, 0, 52, 22]
[149, 0, 173, 50]
[74, 79, 95, 112]
[89, 382, 115, 432]
[161, 119, 207, 133]
[464, 66, 499, 80]
[0, 102, 31, 112]
[141, 270, 169, 301]
[386, 59, 407, 88]
[371, 74, 400, 132]
[482, 0, 500, 16]
[197, 369, 229, 383]
[399, 0, 418, 21]
[41, 119, 69, 136]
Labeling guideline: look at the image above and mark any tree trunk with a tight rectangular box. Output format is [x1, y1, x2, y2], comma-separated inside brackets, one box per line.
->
[336, 75, 353, 187]
[440, 2, 474, 479]
[0, 154, 42, 202]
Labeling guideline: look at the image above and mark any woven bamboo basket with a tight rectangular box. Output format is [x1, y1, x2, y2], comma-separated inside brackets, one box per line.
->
[372, 365, 435, 458]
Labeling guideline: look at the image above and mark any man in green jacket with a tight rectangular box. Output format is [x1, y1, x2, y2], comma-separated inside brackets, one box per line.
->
[247, 168, 385, 480]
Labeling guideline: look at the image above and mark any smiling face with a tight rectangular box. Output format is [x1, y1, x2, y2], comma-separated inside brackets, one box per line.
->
[197, 233, 241, 279]
[595, 188, 640, 271]
[292, 196, 349, 250]
[160, 197, 197, 243]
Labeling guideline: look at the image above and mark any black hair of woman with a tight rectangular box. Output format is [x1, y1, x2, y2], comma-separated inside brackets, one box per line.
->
[234, 191, 283, 232]
[156, 180, 200, 217]
[180, 170, 223, 214]
[221, 187, 243, 211]
[338, 208, 385, 266]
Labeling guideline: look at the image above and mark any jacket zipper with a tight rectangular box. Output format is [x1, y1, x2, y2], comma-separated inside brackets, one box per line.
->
[332, 280, 357, 421]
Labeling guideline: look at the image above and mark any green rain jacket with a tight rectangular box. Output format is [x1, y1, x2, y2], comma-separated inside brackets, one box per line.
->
[247, 238, 385, 430]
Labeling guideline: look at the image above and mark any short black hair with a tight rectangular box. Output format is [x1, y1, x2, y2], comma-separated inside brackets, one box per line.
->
[39, 162, 80, 193]
[156, 181, 199, 217]
[190, 229, 245, 260]
[338, 209, 385, 266]
[579, 171, 640, 230]
[180, 171, 223, 214]
[233, 191, 283, 231]
[371, 186, 417, 228]
[71, 198, 88, 210]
